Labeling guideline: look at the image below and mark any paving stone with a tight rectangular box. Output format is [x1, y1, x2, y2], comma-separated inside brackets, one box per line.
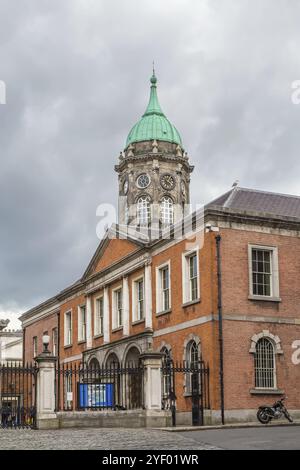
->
[0, 428, 219, 450]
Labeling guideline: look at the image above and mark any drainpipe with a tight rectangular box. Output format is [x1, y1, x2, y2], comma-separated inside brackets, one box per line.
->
[215, 234, 225, 425]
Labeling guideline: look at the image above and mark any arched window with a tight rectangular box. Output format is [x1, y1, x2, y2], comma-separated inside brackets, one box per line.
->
[161, 347, 173, 402]
[185, 340, 200, 394]
[254, 338, 276, 388]
[160, 196, 174, 225]
[137, 196, 151, 225]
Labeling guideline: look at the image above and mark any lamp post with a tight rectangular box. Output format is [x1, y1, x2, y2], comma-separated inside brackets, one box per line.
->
[42, 335, 50, 354]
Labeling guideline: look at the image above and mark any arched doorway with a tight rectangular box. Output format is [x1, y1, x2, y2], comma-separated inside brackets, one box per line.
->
[124, 346, 142, 409]
[124, 346, 140, 366]
[105, 352, 121, 408]
[89, 357, 100, 370]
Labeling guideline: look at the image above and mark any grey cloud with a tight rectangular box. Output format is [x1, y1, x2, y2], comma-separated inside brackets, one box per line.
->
[0, 0, 300, 327]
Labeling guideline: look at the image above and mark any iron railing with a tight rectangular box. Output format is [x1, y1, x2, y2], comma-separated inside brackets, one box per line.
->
[0, 363, 37, 429]
[56, 362, 144, 412]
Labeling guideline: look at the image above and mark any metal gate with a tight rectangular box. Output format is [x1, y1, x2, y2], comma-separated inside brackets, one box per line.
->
[55, 362, 144, 411]
[0, 363, 38, 429]
[161, 358, 210, 427]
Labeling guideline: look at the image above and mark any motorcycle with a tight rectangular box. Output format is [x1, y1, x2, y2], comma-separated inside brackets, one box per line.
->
[257, 396, 293, 424]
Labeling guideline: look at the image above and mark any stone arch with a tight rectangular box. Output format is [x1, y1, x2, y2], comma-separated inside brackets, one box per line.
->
[88, 356, 100, 369]
[158, 341, 173, 359]
[249, 330, 283, 354]
[182, 334, 201, 362]
[182, 334, 201, 394]
[124, 345, 141, 366]
[104, 351, 121, 367]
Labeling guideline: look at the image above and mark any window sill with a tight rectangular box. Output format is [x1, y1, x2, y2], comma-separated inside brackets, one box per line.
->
[112, 327, 123, 333]
[183, 392, 192, 398]
[250, 388, 284, 395]
[77, 340, 86, 345]
[64, 344, 73, 349]
[156, 309, 172, 317]
[93, 334, 104, 340]
[248, 295, 281, 302]
[182, 299, 201, 308]
[132, 319, 145, 326]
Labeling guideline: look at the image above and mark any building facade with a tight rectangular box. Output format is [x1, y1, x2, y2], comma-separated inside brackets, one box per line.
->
[20, 74, 300, 424]
[0, 320, 23, 365]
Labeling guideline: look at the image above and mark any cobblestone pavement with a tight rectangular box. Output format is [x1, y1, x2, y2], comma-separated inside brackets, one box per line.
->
[0, 428, 219, 450]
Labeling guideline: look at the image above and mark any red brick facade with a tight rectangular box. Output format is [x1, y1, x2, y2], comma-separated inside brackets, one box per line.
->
[21, 213, 300, 423]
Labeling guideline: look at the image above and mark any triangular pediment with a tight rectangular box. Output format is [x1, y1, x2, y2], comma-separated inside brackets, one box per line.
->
[82, 225, 147, 280]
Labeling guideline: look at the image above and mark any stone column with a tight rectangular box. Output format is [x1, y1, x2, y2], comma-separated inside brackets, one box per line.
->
[144, 263, 153, 329]
[86, 295, 92, 349]
[103, 287, 110, 343]
[122, 276, 129, 336]
[35, 351, 58, 429]
[140, 352, 163, 410]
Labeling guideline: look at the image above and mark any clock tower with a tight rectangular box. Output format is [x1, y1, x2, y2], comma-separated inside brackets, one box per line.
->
[115, 71, 194, 231]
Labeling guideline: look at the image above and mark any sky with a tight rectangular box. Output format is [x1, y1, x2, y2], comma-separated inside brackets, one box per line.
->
[0, 0, 300, 328]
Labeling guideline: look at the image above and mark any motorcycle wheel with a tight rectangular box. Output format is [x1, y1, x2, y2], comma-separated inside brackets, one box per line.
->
[257, 409, 271, 424]
[284, 411, 293, 423]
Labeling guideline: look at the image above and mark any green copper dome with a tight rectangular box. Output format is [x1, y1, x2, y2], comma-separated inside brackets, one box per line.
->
[126, 73, 182, 147]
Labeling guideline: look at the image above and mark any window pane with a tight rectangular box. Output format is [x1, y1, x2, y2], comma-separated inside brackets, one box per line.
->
[254, 338, 275, 388]
[252, 249, 272, 296]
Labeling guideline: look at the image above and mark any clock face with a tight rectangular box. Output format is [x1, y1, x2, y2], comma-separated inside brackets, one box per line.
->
[161, 174, 175, 191]
[123, 180, 129, 195]
[137, 173, 150, 189]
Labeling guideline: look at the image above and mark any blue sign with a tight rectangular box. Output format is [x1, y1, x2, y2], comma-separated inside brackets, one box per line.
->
[79, 383, 114, 408]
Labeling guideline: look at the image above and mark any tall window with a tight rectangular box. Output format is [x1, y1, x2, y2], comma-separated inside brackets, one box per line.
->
[64, 311, 72, 346]
[160, 196, 174, 225]
[33, 336, 38, 358]
[161, 347, 173, 401]
[78, 305, 86, 342]
[186, 340, 200, 393]
[114, 288, 123, 328]
[134, 278, 144, 321]
[161, 265, 170, 311]
[156, 263, 171, 313]
[52, 328, 58, 356]
[137, 196, 151, 225]
[252, 249, 272, 296]
[254, 338, 275, 388]
[189, 254, 198, 301]
[95, 297, 104, 336]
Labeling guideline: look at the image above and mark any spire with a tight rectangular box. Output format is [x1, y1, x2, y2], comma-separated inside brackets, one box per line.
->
[143, 69, 164, 117]
[125, 69, 182, 147]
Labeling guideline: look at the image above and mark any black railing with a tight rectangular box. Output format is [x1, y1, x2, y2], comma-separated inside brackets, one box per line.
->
[56, 362, 144, 412]
[0, 363, 38, 429]
[161, 359, 210, 426]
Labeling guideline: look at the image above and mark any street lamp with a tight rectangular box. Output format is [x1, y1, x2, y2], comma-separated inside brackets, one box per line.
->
[42, 335, 50, 354]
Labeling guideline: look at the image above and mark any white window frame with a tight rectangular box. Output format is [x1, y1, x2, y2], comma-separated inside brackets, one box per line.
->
[94, 295, 104, 337]
[112, 286, 123, 329]
[78, 305, 87, 342]
[52, 328, 58, 356]
[33, 336, 38, 358]
[248, 244, 280, 300]
[156, 260, 171, 314]
[254, 337, 277, 389]
[182, 248, 200, 304]
[64, 310, 72, 346]
[132, 276, 145, 322]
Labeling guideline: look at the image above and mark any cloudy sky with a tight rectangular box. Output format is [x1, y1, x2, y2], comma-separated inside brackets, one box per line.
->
[0, 0, 300, 328]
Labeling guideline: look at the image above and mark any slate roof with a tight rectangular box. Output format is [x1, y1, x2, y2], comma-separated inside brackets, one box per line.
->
[208, 186, 300, 219]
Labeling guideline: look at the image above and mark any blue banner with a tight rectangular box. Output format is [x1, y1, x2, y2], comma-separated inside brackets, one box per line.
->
[79, 383, 114, 408]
